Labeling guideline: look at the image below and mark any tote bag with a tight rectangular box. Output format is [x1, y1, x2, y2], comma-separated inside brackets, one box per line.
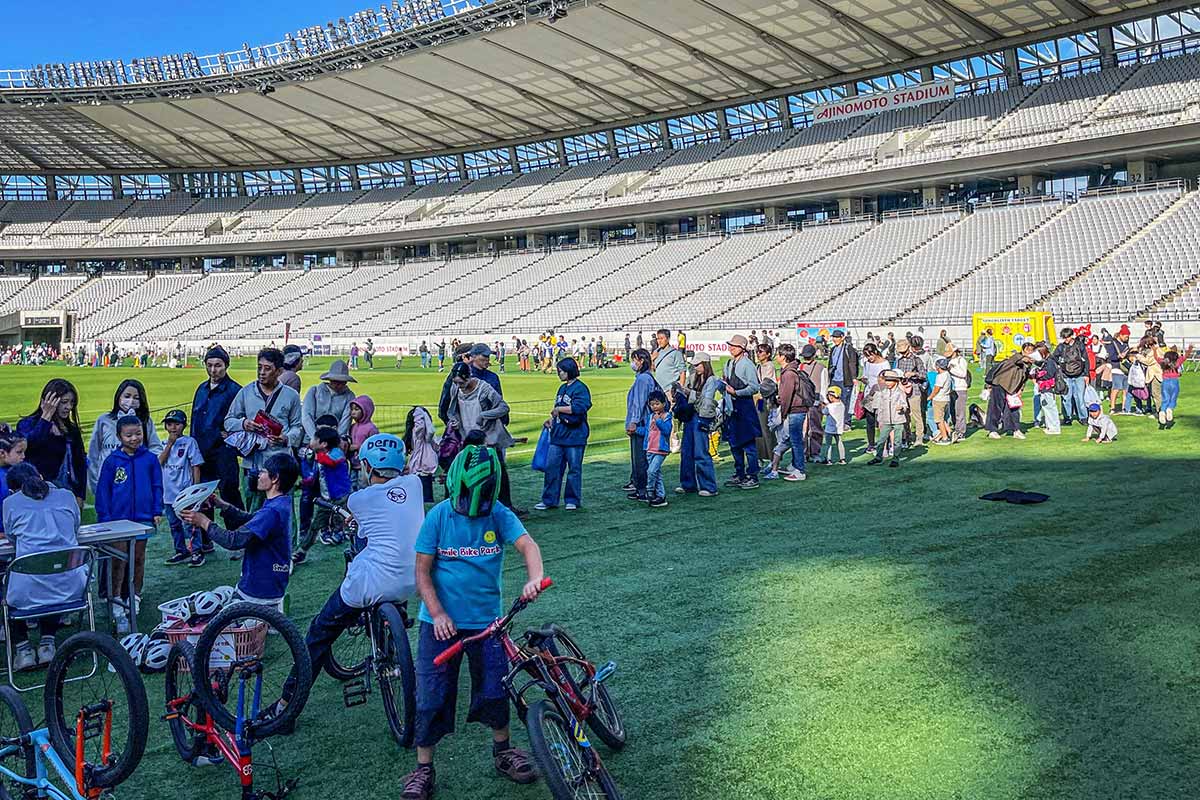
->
[530, 428, 552, 473]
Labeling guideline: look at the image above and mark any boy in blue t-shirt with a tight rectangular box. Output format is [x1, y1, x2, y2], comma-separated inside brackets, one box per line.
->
[182, 453, 298, 608]
[159, 410, 207, 567]
[401, 444, 544, 800]
[293, 426, 351, 565]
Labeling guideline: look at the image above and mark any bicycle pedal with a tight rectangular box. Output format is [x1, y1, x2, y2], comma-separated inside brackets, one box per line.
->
[594, 661, 617, 685]
[342, 680, 369, 708]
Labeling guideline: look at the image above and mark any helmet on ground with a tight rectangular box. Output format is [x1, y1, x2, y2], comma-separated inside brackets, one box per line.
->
[212, 585, 237, 606]
[120, 633, 150, 665]
[361, 433, 406, 474]
[148, 624, 170, 642]
[141, 640, 172, 673]
[189, 591, 222, 621]
[446, 444, 502, 518]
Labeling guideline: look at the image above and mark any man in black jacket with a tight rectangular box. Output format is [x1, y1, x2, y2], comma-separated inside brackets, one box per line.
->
[1052, 328, 1088, 425]
[190, 346, 245, 520]
[828, 330, 859, 426]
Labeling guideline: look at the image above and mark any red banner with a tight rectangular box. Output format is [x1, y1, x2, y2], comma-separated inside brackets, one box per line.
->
[795, 322, 846, 344]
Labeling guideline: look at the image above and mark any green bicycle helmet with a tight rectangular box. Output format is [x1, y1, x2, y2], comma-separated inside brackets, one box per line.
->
[446, 444, 502, 518]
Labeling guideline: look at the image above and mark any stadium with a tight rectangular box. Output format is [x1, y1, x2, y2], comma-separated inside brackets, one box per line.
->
[0, 2, 1195, 800]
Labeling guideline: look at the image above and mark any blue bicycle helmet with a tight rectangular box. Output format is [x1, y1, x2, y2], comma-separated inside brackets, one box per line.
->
[361, 433, 407, 473]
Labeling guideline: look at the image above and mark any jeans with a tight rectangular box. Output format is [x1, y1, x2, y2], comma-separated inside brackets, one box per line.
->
[420, 353, 430, 368]
[875, 423, 904, 459]
[628, 433, 647, 497]
[1039, 390, 1060, 433]
[786, 412, 806, 474]
[1064, 376, 1087, 423]
[1161, 377, 1179, 411]
[679, 417, 717, 493]
[645, 453, 666, 500]
[729, 441, 759, 479]
[298, 482, 316, 547]
[821, 433, 845, 462]
[833, 380, 854, 425]
[541, 444, 585, 508]
[166, 506, 200, 555]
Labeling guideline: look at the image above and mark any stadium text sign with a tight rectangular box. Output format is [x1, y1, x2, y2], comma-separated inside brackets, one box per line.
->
[813, 81, 954, 122]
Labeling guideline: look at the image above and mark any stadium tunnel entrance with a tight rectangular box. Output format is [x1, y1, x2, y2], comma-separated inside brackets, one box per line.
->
[0, 309, 71, 346]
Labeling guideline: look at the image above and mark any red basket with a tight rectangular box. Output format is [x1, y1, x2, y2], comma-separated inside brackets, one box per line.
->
[164, 618, 268, 664]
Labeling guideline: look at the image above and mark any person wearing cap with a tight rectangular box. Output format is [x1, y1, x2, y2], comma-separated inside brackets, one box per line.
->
[280, 344, 304, 393]
[928, 358, 953, 443]
[447, 362, 517, 510]
[225, 348, 304, 511]
[827, 329, 859, 427]
[1104, 325, 1132, 414]
[159, 409, 208, 567]
[302, 359, 356, 440]
[469, 343, 503, 397]
[866, 370, 907, 467]
[946, 344, 971, 443]
[985, 342, 1036, 439]
[894, 338, 926, 446]
[798, 344, 829, 459]
[1083, 402, 1118, 443]
[191, 345, 244, 515]
[721, 334, 762, 489]
[673, 351, 720, 496]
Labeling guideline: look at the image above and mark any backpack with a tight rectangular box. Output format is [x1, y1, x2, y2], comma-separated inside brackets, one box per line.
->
[1128, 362, 1147, 389]
[1060, 341, 1086, 378]
[783, 365, 817, 413]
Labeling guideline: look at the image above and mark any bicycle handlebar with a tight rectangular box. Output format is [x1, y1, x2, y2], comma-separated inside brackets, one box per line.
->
[433, 578, 553, 667]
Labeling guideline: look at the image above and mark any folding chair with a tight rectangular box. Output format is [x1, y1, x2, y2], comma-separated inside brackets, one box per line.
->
[2, 546, 96, 692]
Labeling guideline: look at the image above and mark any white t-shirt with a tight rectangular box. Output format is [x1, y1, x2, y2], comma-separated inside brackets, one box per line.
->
[931, 371, 951, 400]
[948, 356, 970, 391]
[340, 474, 424, 609]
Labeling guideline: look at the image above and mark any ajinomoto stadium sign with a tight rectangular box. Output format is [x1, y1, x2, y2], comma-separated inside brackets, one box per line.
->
[813, 81, 955, 123]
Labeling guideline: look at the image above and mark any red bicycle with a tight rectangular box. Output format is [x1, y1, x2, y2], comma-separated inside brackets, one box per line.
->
[433, 579, 626, 800]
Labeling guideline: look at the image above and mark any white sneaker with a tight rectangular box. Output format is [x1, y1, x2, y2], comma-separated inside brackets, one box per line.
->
[36, 637, 55, 665]
[533, 503, 550, 511]
[988, 431, 1002, 439]
[1012, 431, 1026, 439]
[784, 470, 807, 482]
[564, 504, 578, 511]
[698, 490, 718, 497]
[13, 642, 36, 672]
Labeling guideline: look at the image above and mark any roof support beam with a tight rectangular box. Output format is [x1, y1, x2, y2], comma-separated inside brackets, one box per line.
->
[380, 60, 557, 134]
[803, 0, 919, 61]
[595, 4, 774, 93]
[920, 0, 1003, 42]
[208, 97, 348, 162]
[536, 24, 713, 106]
[0, 135, 52, 171]
[330, 75, 502, 145]
[480, 38, 656, 117]
[164, 101, 295, 165]
[105, 105, 239, 168]
[1054, 0, 1101, 21]
[688, 0, 841, 80]
[292, 83, 450, 151]
[259, 93, 399, 155]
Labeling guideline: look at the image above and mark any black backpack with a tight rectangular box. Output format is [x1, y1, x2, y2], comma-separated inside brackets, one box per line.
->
[1061, 341, 1086, 378]
[784, 366, 817, 412]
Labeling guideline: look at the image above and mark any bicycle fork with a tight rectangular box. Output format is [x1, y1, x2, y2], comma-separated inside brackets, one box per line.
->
[74, 700, 112, 800]
[236, 663, 264, 799]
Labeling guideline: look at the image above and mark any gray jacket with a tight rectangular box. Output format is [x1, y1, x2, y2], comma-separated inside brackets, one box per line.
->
[653, 346, 687, 390]
[224, 382, 303, 472]
[872, 385, 909, 426]
[448, 380, 514, 449]
[87, 413, 163, 496]
[301, 383, 355, 438]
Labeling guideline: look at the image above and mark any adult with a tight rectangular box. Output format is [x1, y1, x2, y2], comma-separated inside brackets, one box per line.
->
[301, 359, 356, 439]
[1104, 325, 1132, 414]
[419, 341, 430, 369]
[798, 344, 829, 459]
[17, 379, 86, 505]
[623, 333, 631, 363]
[937, 329, 953, 357]
[446, 363, 516, 510]
[350, 342, 360, 370]
[1052, 328, 1089, 424]
[1032, 342, 1061, 435]
[436, 339, 447, 372]
[86, 379, 164, 496]
[623, 349, 656, 501]
[754, 342, 777, 464]
[1135, 340, 1164, 415]
[468, 344, 502, 396]
[364, 338, 375, 370]
[536, 358, 591, 511]
[673, 352, 720, 496]
[191, 346, 244, 513]
[946, 345, 970, 443]
[721, 335, 761, 490]
[225, 348, 303, 510]
[827, 330, 859, 426]
[775, 343, 814, 482]
[635, 332, 644, 350]
[985, 342, 1035, 439]
[651, 328, 686, 390]
[975, 328, 998, 397]
[437, 345, 474, 425]
[280, 344, 304, 393]
[894, 339, 926, 446]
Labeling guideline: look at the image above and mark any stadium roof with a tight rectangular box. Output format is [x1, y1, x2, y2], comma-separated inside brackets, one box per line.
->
[0, 0, 1186, 173]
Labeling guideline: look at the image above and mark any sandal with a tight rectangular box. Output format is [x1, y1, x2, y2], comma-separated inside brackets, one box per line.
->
[494, 747, 538, 785]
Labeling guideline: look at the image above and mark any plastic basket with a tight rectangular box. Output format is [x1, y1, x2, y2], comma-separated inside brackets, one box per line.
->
[164, 618, 268, 668]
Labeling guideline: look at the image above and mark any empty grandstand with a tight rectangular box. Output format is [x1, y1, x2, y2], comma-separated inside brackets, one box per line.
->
[1, 0, 1200, 346]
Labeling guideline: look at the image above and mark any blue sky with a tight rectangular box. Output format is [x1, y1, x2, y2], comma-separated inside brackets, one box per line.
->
[2, 1, 382, 66]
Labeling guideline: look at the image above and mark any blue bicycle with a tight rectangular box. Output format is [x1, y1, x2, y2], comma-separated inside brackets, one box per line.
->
[0, 631, 148, 800]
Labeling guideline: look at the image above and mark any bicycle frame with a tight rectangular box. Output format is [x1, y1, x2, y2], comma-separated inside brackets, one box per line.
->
[0, 726, 103, 800]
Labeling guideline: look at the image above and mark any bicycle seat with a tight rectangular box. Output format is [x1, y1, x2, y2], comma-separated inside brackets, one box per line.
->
[523, 625, 559, 645]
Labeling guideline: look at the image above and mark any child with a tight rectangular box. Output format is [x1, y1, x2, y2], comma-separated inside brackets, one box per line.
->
[928, 359, 953, 444]
[867, 371, 908, 467]
[348, 395, 379, 488]
[159, 410, 207, 567]
[293, 427, 352, 565]
[820, 387, 847, 464]
[181, 453, 299, 611]
[1083, 403, 1118, 443]
[642, 390, 672, 508]
[3, 463, 86, 669]
[403, 406, 440, 504]
[95, 416, 163, 634]
[1157, 347, 1191, 428]
[0, 428, 27, 535]
[402, 443, 544, 800]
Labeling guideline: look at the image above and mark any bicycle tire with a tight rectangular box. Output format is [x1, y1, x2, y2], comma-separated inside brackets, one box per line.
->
[192, 602, 311, 739]
[0, 686, 34, 800]
[44, 631, 149, 789]
[164, 642, 203, 763]
[548, 626, 626, 750]
[375, 602, 416, 747]
[526, 700, 623, 800]
[323, 608, 370, 682]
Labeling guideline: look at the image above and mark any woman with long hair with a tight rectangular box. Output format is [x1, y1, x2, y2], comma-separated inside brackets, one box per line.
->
[623, 348, 656, 501]
[16, 379, 87, 505]
[86, 379, 163, 496]
[857, 343, 889, 453]
[673, 353, 720, 496]
[754, 342, 778, 471]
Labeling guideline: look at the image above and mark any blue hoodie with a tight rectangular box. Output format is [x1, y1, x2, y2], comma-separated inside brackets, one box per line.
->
[95, 446, 163, 525]
[548, 380, 592, 447]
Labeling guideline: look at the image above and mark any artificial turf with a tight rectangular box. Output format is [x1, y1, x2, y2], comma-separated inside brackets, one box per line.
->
[0, 357, 1195, 800]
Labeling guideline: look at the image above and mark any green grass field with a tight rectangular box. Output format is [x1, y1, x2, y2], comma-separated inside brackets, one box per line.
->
[1, 357, 1197, 800]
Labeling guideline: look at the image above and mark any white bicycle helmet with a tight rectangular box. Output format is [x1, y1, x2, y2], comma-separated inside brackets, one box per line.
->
[141, 640, 172, 673]
[212, 585, 237, 606]
[120, 633, 150, 665]
[148, 624, 171, 642]
[189, 591, 222, 621]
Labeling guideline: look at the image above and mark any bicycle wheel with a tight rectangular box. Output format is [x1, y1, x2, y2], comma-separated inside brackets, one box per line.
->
[44, 631, 149, 789]
[548, 626, 626, 750]
[375, 603, 415, 747]
[163, 642, 203, 763]
[324, 608, 370, 681]
[526, 700, 622, 800]
[192, 602, 311, 740]
[0, 686, 34, 800]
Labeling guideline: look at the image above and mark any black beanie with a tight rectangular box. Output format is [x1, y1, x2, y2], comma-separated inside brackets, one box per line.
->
[205, 346, 230, 365]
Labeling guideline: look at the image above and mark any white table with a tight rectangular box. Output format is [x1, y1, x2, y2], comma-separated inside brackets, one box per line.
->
[0, 520, 153, 634]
